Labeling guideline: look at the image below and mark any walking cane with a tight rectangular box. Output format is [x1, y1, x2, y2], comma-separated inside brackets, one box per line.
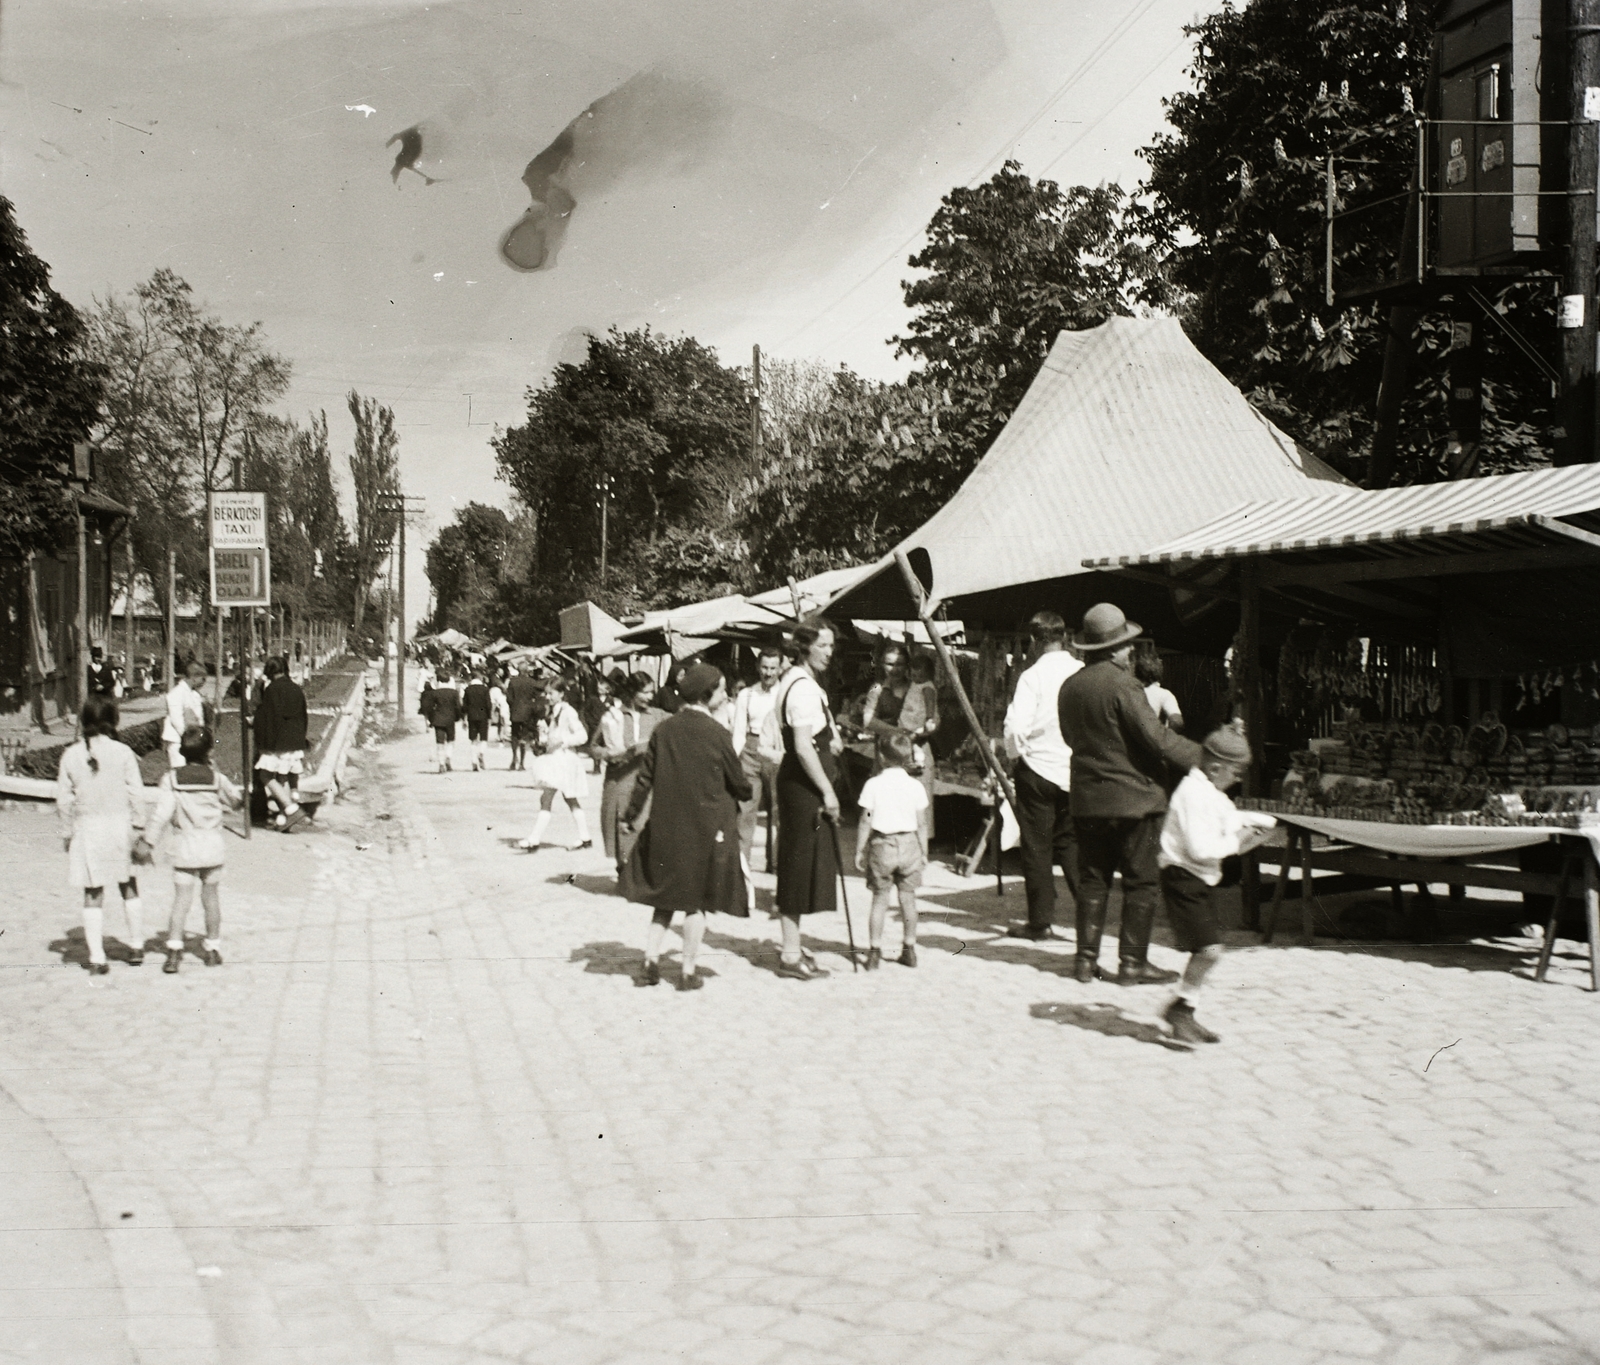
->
[820, 811, 859, 971]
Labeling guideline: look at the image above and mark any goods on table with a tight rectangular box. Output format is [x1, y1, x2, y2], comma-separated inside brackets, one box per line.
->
[1250, 710, 1600, 827]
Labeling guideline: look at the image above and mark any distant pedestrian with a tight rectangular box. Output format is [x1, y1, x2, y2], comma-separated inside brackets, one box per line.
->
[149, 724, 244, 973]
[504, 663, 543, 771]
[728, 647, 784, 869]
[1157, 727, 1277, 1043]
[598, 672, 664, 880]
[855, 731, 928, 970]
[462, 671, 493, 770]
[1136, 642, 1184, 732]
[520, 678, 591, 850]
[422, 670, 462, 773]
[1001, 611, 1083, 943]
[57, 697, 149, 975]
[253, 656, 311, 830]
[621, 664, 752, 990]
[163, 660, 210, 770]
[86, 645, 116, 698]
[773, 620, 843, 981]
[489, 674, 509, 744]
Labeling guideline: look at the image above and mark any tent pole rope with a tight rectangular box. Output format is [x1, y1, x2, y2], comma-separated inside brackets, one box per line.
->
[893, 550, 1018, 814]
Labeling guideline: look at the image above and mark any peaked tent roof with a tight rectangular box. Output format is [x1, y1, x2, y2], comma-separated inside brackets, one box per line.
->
[829, 316, 1350, 622]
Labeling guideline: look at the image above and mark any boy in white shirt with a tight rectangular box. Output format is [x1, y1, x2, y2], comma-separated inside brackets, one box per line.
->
[1157, 726, 1277, 1045]
[854, 732, 930, 969]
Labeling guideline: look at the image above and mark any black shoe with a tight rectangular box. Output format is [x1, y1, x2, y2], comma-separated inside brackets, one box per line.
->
[678, 970, 703, 992]
[638, 959, 660, 987]
[163, 950, 181, 974]
[864, 947, 881, 971]
[576, 840, 593, 850]
[1005, 924, 1059, 941]
[1074, 954, 1104, 983]
[775, 955, 829, 981]
[87, 962, 110, 976]
[127, 948, 145, 966]
[1165, 999, 1220, 1044]
[1118, 960, 1180, 987]
[203, 948, 223, 967]
[897, 945, 917, 968]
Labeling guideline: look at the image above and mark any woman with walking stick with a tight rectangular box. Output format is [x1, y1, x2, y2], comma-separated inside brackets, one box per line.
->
[773, 620, 844, 980]
[621, 664, 752, 991]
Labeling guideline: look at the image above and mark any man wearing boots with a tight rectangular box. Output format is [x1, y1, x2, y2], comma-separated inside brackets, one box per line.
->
[1058, 603, 1202, 986]
[1001, 611, 1082, 940]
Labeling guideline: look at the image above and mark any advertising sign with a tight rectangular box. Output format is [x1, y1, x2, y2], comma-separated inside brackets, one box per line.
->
[209, 492, 271, 606]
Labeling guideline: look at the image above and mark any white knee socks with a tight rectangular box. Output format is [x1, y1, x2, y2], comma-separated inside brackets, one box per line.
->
[527, 810, 552, 847]
[83, 903, 106, 965]
[571, 808, 591, 846]
[122, 896, 144, 951]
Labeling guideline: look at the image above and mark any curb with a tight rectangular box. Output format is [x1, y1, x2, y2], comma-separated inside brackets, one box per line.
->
[298, 666, 368, 805]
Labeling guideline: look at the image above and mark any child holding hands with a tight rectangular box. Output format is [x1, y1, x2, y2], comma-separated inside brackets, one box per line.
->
[1156, 726, 1277, 1044]
[854, 731, 930, 969]
[147, 725, 243, 972]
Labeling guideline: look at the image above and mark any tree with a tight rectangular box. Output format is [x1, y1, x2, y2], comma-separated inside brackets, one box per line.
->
[0, 196, 104, 559]
[346, 390, 400, 640]
[424, 502, 513, 634]
[894, 166, 1172, 496]
[1140, 0, 1552, 482]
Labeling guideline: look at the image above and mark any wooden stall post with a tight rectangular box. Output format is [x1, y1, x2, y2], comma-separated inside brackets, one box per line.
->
[75, 501, 88, 715]
[892, 550, 1017, 815]
[1586, 851, 1600, 993]
[1238, 559, 1264, 928]
[124, 531, 135, 683]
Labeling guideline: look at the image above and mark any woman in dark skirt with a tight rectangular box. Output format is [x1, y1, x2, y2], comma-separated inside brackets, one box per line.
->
[774, 620, 843, 981]
[622, 664, 753, 991]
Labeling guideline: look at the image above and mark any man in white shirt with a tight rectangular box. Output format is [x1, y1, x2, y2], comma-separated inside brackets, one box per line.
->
[729, 647, 784, 866]
[1001, 611, 1083, 941]
[163, 660, 209, 769]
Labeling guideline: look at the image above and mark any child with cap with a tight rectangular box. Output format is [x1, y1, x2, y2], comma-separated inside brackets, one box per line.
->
[1156, 726, 1277, 1043]
[145, 724, 244, 972]
[854, 731, 930, 969]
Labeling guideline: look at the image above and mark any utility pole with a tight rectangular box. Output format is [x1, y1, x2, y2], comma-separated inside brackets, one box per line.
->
[166, 547, 176, 686]
[598, 475, 610, 583]
[1558, 0, 1600, 465]
[751, 343, 764, 464]
[378, 490, 421, 725]
[124, 532, 135, 684]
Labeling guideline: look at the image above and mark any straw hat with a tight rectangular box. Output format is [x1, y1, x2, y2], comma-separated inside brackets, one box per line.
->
[1077, 602, 1143, 653]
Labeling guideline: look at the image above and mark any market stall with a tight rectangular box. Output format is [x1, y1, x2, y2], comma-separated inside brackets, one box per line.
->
[1086, 463, 1600, 988]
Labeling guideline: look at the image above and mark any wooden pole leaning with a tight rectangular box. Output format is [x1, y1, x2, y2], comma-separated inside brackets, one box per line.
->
[891, 549, 1017, 816]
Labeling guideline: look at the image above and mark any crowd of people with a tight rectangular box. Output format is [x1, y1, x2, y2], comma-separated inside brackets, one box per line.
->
[54, 606, 1277, 1043]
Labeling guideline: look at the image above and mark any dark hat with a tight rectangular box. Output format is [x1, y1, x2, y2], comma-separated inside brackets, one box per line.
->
[1202, 725, 1252, 765]
[677, 663, 723, 705]
[1077, 602, 1143, 653]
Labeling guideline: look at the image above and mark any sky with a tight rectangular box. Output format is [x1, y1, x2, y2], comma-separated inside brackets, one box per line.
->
[1, 0, 1221, 625]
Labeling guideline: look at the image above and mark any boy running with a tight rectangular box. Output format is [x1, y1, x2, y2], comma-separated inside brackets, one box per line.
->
[854, 731, 929, 969]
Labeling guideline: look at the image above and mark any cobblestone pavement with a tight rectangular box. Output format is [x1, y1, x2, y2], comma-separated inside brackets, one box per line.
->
[3, 728, 1600, 1364]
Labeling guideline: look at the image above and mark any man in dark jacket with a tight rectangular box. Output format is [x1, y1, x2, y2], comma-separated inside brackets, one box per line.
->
[254, 656, 311, 831]
[1058, 603, 1203, 986]
[504, 664, 543, 770]
[462, 671, 493, 771]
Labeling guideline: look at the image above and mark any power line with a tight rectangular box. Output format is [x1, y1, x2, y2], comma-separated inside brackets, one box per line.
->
[1039, 32, 1191, 179]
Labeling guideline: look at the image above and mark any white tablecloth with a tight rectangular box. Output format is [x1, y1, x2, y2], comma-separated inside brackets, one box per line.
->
[1279, 815, 1560, 860]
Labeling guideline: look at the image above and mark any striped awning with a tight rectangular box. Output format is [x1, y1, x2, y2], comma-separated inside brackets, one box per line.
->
[1083, 464, 1600, 569]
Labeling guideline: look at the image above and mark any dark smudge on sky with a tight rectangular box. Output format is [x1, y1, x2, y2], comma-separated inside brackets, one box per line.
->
[500, 71, 720, 273]
[387, 126, 438, 186]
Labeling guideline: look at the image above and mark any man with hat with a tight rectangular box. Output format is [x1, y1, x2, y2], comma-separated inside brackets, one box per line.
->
[1057, 602, 1203, 986]
[87, 646, 117, 698]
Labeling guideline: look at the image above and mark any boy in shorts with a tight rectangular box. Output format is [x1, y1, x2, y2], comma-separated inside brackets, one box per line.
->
[144, 725, 244, 973]
[1156, 726, 1277, 1044]
[854, 732, 930, 969]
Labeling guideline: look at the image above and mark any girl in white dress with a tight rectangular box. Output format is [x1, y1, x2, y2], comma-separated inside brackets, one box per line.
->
[520, 678, 593, 850]
[56, 697, 150, 974]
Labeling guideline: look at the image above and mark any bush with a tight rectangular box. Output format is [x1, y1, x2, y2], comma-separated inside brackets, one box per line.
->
[11, 718, 164, 782]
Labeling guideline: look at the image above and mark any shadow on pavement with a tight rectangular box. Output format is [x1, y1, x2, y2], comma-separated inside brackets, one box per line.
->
[1030, 1000, 1191, 1051]
[546, 872, 621, 898]
[919, 930, 1079, 978]
[570, 940, 644, 976]
[49, 926, 147, 967]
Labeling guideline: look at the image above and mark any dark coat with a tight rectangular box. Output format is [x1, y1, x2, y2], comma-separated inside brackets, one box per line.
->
[462, 682, 492, 723]
[253, 675, 309, 754]
[426, 685, 462, 728]
[504, 673, 542, 724]
[622, 707, 754, 915]
[1057, 658, 1202, 819]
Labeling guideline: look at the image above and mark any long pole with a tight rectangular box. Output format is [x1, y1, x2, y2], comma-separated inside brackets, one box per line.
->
[396, 495, 407, 724]
[751, 343, 764, 461]
[892, 550, 1017, 814]
[75, 502, 88, 715]
[124, 531, 135, 684]
[166, 547, 176, 686]
[1559, 0, 1600, 465]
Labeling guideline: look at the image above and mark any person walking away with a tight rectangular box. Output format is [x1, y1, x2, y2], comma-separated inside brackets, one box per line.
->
[773, 621, 843, 980]
[520, 678, 592, 850]
[1002, 611, 1083, 942]
[729, 647, 784, 869]
[56, 697, 149, 974]
[1136, 642, 1184, 732]
[900, 652, 941, 839]
[1058, 603, 1203, 986]
[253, 656, 311, 830]
[425, 670, 462, 773]
[1157, 727, 1276, 1042]
[163, 660, 210, 769]
[599, 673, 664, 881]
[86, 645, 116, 698]
[621, 664, 753, 990]
[504, 663, 542, 771]
[146, 724, 244, 972]
[489, 672, 509, 746]
[463, 671, 493, 770]
[855, 731, 928, 969]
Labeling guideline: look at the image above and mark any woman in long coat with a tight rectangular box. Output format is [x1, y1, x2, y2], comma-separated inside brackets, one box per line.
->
[622, 664, 753, 991]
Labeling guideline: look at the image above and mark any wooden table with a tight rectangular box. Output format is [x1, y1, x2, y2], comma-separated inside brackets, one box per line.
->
[1254, 818, 1600, 991]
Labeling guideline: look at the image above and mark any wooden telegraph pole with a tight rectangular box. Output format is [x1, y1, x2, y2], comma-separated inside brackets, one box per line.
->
[751, 343, 764, 464]
[1559, 0, 1600, 464]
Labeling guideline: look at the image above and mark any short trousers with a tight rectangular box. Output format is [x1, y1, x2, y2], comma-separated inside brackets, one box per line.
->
[1160, 864, 1222, 954]
[433, 723, 456, 743]
[173, 865, 223, 886]
[467, 718, 489, 742]
[511, 721, 535, 744]
[865, 830, 924, 891]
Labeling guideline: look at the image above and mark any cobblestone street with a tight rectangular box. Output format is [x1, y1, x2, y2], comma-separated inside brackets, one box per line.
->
[4, 729, 1600, 1365]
